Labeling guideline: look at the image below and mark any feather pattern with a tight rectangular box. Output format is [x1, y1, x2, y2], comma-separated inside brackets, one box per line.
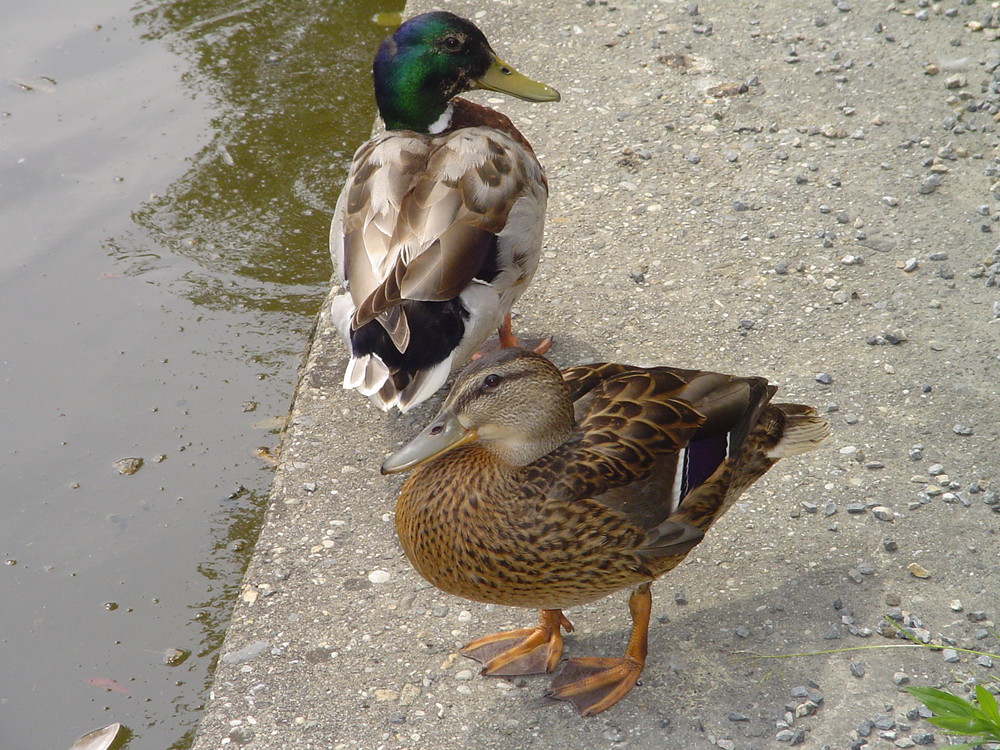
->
[390, 350, 830, 610]
[331, 99, 549, 410]
[330, 12, 558, 410]
[385, 348, 828, 714]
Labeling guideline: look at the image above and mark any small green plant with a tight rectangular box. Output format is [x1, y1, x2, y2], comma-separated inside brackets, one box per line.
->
[905, 684, 1000, 750]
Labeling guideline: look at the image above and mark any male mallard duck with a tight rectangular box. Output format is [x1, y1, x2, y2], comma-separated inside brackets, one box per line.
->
[382, 348, 829, 715]
[330, 12, 560, 411]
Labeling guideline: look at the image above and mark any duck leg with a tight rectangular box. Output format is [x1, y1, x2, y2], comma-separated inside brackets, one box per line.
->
[470, 314, 552, 360]
[460, 609, 573, 676]
[497, 313, 552, 355]
[546, 583, 651, 716]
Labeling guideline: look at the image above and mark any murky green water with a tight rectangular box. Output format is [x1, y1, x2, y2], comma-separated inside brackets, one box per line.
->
[0, 1, 400, 747]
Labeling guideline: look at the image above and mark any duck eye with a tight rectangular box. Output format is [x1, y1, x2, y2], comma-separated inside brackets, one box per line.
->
[482, 373, 501, 390]
[442, 35, 462, 51]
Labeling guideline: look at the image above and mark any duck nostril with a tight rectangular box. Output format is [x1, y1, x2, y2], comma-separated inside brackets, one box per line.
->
[429, 424, 444, 436]
[500, 66, 511, 75]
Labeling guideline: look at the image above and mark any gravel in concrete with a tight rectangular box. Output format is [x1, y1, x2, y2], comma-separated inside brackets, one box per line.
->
[193, 0, 1000, 747]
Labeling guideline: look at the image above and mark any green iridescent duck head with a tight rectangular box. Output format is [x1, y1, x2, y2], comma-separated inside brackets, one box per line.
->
[372, 11, 560, 133]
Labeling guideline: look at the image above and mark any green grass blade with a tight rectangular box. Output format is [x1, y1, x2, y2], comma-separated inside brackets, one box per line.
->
[975, 684, 1000, 727]
[907, 685, 1000, 742]
[923, 713, 996, 734]
[906, 686, 982, 719]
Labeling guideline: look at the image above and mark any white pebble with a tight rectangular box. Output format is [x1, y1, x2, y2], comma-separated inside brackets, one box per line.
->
[368, 570, 391, 584]
[872, 506, 894, 521]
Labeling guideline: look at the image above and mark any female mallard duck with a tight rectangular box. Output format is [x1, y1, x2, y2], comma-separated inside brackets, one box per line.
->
[382, 348, 829, 715]
[330, 12, 560, 411]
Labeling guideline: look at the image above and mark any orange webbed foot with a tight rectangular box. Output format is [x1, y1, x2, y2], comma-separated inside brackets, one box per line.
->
[546, 656, 644, 716]
[460, 609, 572, 676]
[546, 583, 653, 716]
[469, 314, 552, 361]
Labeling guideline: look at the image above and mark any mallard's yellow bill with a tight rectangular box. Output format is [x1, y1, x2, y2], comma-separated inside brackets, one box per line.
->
[381, 410, 478, 474]
[476, 56, 560, 102]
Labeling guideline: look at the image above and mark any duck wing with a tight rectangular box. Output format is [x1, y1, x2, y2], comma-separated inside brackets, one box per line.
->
[334, 126, 545, 353]
[528, 365, 785, 562]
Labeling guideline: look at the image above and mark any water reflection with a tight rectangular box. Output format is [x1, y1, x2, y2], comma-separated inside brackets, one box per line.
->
[3, 0, 401, 744]
[104, 0, 400, 747]
[124, 0, 399, 309]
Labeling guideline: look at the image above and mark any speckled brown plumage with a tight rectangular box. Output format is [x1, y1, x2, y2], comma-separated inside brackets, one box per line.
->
[385, 348, 829, 714]
[396, 441, 663, 609]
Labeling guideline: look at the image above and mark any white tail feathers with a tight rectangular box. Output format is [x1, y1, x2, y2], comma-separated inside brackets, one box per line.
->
[767, 411, 830, 459]
[343, 353, 390, 397]
[342, 352, 454, 413]
[395, 357, 453, 412]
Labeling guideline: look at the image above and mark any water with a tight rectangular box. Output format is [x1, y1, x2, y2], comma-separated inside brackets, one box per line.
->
[0, 1, 399, 747]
